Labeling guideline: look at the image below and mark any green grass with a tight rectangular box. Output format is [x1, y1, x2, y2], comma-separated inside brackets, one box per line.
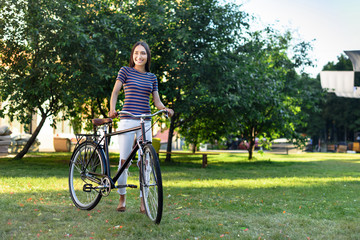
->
[1, 152, 360, 239]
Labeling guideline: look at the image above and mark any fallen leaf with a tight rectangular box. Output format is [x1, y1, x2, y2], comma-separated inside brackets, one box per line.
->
[220, 234, 224, 238]
[174, 217, 180, 220]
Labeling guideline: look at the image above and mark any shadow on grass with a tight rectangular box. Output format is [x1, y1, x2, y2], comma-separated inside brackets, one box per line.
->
[1, 152, 360, 181]
[158, 154, 360, 181]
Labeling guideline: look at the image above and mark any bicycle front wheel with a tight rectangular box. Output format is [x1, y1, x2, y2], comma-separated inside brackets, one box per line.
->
[69, 141, 106, 210]
[140, 144, 163, 224]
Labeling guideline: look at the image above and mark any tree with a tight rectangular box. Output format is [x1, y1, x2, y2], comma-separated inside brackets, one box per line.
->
[0, 0, 84, 159]
[0, 0, 144, 159]
[57, 0, 136, 128]
[225, 28, 321, 159]
[137, 0, 249, 161]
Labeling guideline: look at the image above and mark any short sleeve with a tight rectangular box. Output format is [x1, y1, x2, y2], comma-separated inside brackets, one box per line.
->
[116, 67, 127, 84]
[152, 74, 158, 92]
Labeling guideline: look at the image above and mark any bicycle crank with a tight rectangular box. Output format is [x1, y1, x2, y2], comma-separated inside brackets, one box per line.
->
[99, 176, 111, 197]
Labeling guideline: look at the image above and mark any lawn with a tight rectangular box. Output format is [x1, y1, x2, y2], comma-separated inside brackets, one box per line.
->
[1, 152, 360, 239]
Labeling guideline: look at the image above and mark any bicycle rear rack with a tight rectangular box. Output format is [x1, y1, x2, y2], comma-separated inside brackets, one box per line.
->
[74, 134, 100, 149]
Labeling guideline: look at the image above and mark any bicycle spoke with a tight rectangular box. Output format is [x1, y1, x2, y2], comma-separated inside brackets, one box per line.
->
[141, 144, 163, 224]
[69, 141, 105, 210]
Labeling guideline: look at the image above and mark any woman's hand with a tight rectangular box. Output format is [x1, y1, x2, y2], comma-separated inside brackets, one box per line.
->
[109, 110, 119, 119]
[163, 108, 174, 117]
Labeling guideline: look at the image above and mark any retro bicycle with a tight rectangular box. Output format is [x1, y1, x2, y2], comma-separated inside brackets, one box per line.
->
[68, 110, 167, 224]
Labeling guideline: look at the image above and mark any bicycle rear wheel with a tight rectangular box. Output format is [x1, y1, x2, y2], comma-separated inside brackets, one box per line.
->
[140, 144, 163, 224]
[69, 141, 106, 210]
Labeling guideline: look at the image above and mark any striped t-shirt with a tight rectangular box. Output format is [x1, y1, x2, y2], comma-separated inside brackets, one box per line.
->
[116, 66, 158, 120]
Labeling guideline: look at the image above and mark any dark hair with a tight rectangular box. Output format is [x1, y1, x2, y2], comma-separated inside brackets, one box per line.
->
[129, 41, 151, 72]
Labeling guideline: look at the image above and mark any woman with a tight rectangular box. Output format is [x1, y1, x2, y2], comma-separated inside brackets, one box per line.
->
[109, 41, 174, 213]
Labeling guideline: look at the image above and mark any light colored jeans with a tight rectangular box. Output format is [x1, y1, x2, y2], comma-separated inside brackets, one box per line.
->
[117, 119, 152, 195]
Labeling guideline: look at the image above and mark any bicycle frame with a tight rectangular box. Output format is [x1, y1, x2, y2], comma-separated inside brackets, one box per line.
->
[69, 109, 166, 222]
[71, 109, 166, 191]
[85, 118, 149, 189]
[105, 119, 149, 187]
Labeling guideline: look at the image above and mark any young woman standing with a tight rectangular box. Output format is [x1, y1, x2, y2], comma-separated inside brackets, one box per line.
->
[109, 41, 174, 213]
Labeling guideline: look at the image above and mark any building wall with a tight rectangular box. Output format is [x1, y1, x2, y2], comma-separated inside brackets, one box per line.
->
[1, 101, 178, 153]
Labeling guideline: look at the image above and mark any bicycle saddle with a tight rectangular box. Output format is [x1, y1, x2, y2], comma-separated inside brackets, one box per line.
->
[92, 118, 113, 126]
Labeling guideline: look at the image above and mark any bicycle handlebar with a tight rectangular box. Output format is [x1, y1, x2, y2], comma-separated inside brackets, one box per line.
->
[117, 109, 168, 119]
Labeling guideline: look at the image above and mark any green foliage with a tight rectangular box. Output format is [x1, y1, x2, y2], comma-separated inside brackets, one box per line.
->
[0, 0, 323, 161]
[153, 1, 249, 151]
[1, 0, 73, 122]
[220, 27, 322, 159]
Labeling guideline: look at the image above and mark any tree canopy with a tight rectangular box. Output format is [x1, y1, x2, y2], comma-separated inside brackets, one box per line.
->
[0, 0, 83, 158]
[1, 0, 323, 160]
[219, 28, 321, 159]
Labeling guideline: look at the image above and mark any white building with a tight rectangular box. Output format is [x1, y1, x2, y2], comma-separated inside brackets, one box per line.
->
[0, 103, 181, 154]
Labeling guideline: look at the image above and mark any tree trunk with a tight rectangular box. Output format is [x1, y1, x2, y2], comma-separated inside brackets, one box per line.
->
[192, 142, 196, 153]
[165, 115, 177, 162]
[97, 97, 108, 118]
[14, 114, 47, 160]
[248, 141, 255, 160]
[247, 127, 256, 160]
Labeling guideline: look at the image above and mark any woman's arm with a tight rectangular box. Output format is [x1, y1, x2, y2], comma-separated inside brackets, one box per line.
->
[109, 80, 123, 118]
[153, 91, 174, 117]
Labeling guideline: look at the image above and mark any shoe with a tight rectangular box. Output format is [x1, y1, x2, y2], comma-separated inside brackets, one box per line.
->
[116, 195, 126, 212]
[117, 206, 126, 212]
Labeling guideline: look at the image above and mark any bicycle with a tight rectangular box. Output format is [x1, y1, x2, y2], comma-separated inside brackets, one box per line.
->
[68, 110, 167, 224]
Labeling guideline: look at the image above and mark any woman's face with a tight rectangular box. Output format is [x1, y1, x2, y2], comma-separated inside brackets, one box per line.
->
[133, 45, 147, 67]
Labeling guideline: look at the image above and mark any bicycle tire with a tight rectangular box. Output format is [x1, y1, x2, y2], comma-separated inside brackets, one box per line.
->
[69, 140, 106, 210]
[140, 144, 163, 224]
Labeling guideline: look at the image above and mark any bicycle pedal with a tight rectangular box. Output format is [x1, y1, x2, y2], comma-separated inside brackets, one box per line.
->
[127, 184, 137, 188]
[83, 184, 93, 192]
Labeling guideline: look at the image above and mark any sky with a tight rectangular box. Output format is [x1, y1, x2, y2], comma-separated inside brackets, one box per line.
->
[235, 0, 360, 77]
